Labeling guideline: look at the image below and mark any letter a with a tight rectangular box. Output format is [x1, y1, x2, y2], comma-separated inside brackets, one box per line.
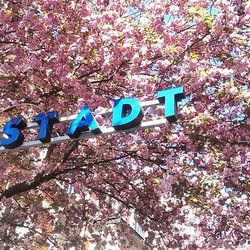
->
[67, 105, 101, 138]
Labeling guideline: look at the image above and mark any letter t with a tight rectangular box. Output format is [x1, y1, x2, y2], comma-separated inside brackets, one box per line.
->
[157, 87, 185, 122]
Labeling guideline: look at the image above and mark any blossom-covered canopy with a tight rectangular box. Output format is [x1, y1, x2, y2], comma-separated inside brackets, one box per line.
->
[0, 0, 249, 248]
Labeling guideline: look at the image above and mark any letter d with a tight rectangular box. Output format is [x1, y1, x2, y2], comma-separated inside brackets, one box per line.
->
[112, 98, 144, 131]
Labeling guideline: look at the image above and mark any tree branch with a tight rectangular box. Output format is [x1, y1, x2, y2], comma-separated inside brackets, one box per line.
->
[0, 154, 131, 200]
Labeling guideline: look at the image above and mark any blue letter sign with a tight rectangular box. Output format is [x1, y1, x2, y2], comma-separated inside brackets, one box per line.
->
[0, 118, 26, 149]
[67, 105, 101, 138]
[35, 111, 59, 143]
[0, 87, 185, 151]
[112, 98, 144, 131]
[157, 86, 185, 122]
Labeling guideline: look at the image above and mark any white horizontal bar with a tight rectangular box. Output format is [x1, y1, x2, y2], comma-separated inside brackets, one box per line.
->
[0, 99, 161, 133]
[0, 118, 166, 152]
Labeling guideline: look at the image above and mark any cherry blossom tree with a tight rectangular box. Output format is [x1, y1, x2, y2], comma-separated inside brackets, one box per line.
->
[0, 0, 249, 248]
